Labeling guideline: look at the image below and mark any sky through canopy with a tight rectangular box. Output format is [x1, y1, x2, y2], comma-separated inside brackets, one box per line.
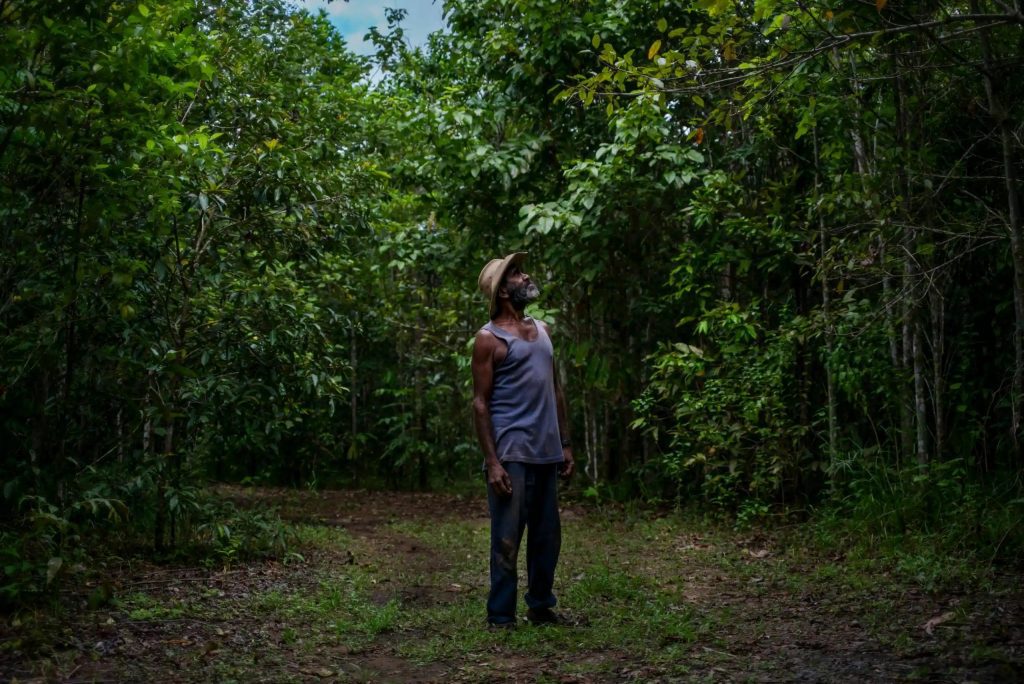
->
[301, 0, 446, 55]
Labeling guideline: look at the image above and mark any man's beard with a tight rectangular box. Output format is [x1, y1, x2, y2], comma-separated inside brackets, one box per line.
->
[508, 282, 540, 310]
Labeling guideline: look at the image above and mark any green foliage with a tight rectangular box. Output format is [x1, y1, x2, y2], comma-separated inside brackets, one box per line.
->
[558, 0, 1023, 532]
[0, 482, 127, 607]
[190, 498, 294, 567]
[1, 0, 371, 599]
[2, 0, 1022, 608]
[817, 459, 1024, 577]
[0, 481, 292, 606]
[635, 303, 812, 507]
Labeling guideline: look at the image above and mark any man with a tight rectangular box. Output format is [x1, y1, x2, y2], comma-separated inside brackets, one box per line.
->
[471, 252, 574, 628]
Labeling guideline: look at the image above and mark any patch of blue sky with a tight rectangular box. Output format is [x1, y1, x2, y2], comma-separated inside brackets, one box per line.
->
[297, 0, 446, 55]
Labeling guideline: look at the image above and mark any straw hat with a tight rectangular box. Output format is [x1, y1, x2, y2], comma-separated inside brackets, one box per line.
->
[478, 252, 528, 317]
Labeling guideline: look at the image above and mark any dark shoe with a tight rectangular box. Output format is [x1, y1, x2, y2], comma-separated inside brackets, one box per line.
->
[487, 620, 517, 630]
[525, 607, 564, 625]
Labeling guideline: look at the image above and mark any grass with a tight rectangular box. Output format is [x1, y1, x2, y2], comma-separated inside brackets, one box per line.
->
[6, 488, 1018, 683]
[249, 574, 401, 643]
[120, 592, 193, 621]
[154, 505, 1016, 676]
[383, 515, 712, 671]
[289, 523, 354, 550]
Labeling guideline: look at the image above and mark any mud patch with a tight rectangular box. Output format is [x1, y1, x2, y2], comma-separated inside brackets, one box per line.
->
[333, 653, 450, 683]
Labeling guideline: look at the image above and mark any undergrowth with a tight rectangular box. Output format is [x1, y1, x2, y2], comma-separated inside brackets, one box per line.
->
[1, 487, 294, 609]
[810, 459, 1024, 589]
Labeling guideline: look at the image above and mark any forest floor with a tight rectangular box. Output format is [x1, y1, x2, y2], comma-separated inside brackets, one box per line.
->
[2, 486, 1022, 683]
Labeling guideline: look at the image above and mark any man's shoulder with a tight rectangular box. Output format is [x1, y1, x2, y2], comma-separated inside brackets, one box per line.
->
[474, 325, 500, 349]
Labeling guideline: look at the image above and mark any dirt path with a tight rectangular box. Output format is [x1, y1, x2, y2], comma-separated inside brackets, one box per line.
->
[2, 487, 1021, 682]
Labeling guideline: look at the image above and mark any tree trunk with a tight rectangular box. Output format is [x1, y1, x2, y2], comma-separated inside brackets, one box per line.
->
[602, 401, 611, 484]
[973, 3, 1023, 463]
[881, 241, 905, 459]
[56, 178, 87, 505]
[350, 314, 358, 460]
[583, 393, 598, 485]
[415, 308, 427, 490]
[813, 128, 839, 465]
[894, 65, 918, 464]
[900, 256, 918, 462]
[913, 316, 929, 465]
[930, 289, 946, 459]
[154, 418, 174, 552]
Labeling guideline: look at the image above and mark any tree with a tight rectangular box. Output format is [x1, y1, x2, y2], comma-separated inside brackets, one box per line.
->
[0, 0, 383, 589]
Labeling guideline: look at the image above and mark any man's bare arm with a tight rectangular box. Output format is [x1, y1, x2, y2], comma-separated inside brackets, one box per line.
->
[472, 330, 513, 496]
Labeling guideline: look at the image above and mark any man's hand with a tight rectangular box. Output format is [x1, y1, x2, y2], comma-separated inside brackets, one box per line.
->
[560, 447, 575, 479]
[487, 462, 513, 497]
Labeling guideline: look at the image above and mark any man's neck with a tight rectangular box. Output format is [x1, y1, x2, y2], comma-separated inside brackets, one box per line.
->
[493, 305, 528, 326]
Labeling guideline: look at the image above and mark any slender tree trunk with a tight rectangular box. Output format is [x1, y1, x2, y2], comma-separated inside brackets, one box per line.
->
[913, 316, 929, 465]
[414, 295, 427, 490]
[813, 129, 839, 464]
[56, 178, 87, 506]
[599, 311, 611, 483]
[894, 66, 918, 464]
[142, 372, 154, 456]
[850, 52, 897, 460]
[900, 281, 917, 461]
[882, 242, 899, 369]
[821, 256, 838, 463]
[602, 401, 611, 484]
[415, 363, 426, 490]
[584, 391, 598, 485]
[116, 403, 124, 463]
[930, 289, 946, 459]
[350, 314, 358, 460]
[154, 418, 174, 552]
[880, 240, 905, 460]
[792, 265, 811, 458]
[641, 320, 652, 467]
[583, 302, 599, 485]
[974, 3, 1024, 462]
[30, 370, 47, 458]
[906, 51, 934, 468]
[720, 262, 735, 301]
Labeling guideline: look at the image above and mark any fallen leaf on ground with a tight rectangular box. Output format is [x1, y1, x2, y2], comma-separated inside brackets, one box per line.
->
[923, 611, 956, 635]
[300, 667, 334, 678]
[677, 543, 712, 551]
[746, 549, 771, 559]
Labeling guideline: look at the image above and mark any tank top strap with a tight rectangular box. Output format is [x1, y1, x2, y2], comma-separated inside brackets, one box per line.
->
[483, 320, 517, 343]
[534, 318, 549, 342]
[483, 318, 537, 344]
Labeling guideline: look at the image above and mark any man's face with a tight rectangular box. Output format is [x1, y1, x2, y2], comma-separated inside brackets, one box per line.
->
[502, 264, 540, 310]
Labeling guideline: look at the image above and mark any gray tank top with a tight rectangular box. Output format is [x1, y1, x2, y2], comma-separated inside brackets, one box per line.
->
[483, 318, 563, 465]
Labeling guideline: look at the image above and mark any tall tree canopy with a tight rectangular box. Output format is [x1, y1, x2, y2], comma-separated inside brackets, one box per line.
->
[2, 0, 1021, 602]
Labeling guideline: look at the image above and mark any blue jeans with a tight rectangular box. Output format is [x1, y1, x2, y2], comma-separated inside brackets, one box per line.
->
[486, 461, 561, 625]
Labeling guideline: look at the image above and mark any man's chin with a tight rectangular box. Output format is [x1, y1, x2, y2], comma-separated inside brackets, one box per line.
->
[509, 284, 542, 309]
